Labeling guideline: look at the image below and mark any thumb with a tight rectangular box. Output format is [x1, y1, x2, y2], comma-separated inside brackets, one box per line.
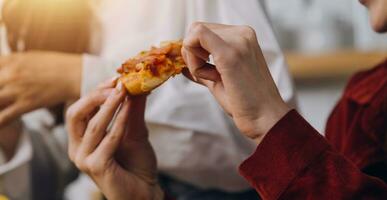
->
[194, 63, 221, 82]
[125, 95, 148, 140]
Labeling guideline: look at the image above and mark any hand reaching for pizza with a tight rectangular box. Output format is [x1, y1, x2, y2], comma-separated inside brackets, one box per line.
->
[182, 23, 291, 144]
[66, 78, 163, 200]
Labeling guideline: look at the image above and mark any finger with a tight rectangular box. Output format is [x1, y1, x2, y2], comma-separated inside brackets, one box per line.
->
[93, 97, 131, 161]
[185, 51, 207, 79]
[190, 22, 234, 30]
[184, 46, 210, 61]
[0, 103, 27, 126]
[184, 50, 221, 82]
[184, 23, 229, 80]
[80, 82, 126, 155]
[67, 88, 113, 161]
[193, 63, 221, 82]
[0, 55, 11, 69]
[182, 68, 199, 83]
[184, 23, 228, 57]
[0, 70, 12, 87]
[0, 89, 15, 107]
[181, 47, 197, 82]
[124, 95, 148, 141]
[66, 88, 113, 140]
[66, 89, 113, 126]
[96, 76, 119, 90]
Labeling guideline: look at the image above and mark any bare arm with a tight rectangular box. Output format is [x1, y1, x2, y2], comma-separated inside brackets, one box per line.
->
[0, 120, 22, 160]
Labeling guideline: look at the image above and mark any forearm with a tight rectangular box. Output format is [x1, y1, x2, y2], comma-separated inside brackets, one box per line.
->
[239, 110, 387, 199]
[0, 119, 22, 160]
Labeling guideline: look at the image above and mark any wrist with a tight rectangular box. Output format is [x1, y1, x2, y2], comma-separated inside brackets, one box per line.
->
[244, 100, 291, 145]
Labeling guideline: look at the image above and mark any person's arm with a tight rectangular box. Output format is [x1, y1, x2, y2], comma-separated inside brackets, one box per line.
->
[182, 22, 387, 199]
[186, 0, 296, 107]
[0, 51, 81, 126]
[0, 120, 32, 200]
[239, 110, 387, 199]
[0, 120, 22, 161]
[0, 122, 32, 175]
[0, 112, 78, 199]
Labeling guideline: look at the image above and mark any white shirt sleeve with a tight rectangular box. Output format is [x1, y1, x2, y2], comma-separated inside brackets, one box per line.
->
[81, 54, 121, 95]
[148, 121, 256, 191]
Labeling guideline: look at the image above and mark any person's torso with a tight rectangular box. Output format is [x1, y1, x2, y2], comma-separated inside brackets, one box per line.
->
[325, 59, 387, 183]
[90, 0, 186, 61]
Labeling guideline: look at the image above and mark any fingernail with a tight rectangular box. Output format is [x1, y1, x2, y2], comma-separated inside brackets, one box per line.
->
[111, 75, 120, 83]
[115, 81, 123, 93]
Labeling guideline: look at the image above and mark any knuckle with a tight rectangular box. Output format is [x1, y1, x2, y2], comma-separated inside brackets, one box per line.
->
[68, 149, 74, 162]
[194, 23, 206, 34]
[190, 21, 203, 32]
[65, 106, 77, 122]
[215, 48, 243, 67]
[68, 153, 75, 163]
[240, 39, 252, 55]
[88, 119, 103, 134]
[107, 133, 120, 143]
[182, 39, 190, 48]
[241, 25, 256, 39]
[227, 48, 243, 60]
[239, 37, 251, 51]
[68, 145, 78, 163]
[74, 156, 88, 172]
[189, 22, 207, 37]
[85, 158, 103, 176]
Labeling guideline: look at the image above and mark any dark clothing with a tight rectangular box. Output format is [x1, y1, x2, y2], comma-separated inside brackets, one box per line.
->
[239, 60, 387, 199]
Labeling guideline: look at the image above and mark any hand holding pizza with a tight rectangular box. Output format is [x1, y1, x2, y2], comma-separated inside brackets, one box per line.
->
[182, 22, 291, 144]
[66, 78, 163, 200]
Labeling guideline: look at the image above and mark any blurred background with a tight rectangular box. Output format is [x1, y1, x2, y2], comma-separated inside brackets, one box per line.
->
[266, 0, 387, 132]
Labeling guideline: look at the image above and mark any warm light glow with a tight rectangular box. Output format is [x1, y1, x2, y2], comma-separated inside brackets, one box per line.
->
[2, 0, 91, 52]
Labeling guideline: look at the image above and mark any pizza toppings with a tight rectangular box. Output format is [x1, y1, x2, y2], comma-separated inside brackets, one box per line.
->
[117, 40, 186, 95]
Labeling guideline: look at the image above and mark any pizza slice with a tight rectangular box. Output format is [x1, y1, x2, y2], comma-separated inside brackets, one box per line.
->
[117, 40, 186, 95]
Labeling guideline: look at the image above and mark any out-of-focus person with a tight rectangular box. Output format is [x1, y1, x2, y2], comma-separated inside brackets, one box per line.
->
[0, 0, 89, 199]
